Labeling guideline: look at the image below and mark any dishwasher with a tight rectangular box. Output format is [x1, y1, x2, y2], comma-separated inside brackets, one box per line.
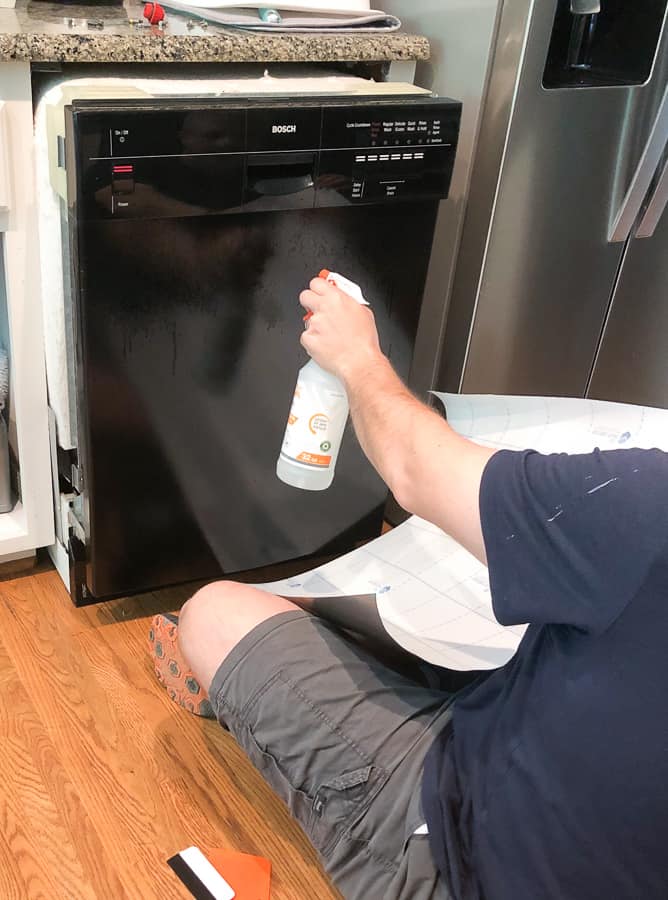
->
[38, 74, 461, 605]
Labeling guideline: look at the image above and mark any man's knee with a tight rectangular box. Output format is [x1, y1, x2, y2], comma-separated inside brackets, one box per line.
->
[178, 580, 239, 661]
[179, 580, 237, 634]
[175, 583, 248, 715]
[177, 580, 297, 688]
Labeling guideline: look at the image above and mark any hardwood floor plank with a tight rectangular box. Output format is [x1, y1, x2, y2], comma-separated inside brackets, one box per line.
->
[0, 567, 340, 899]
[0, 590, 184, 895]
[0, 642, 101, 899]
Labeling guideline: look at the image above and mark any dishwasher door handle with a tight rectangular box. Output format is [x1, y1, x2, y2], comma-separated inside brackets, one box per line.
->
[249, 171, 315, 197]
[246, 151, 316, 197]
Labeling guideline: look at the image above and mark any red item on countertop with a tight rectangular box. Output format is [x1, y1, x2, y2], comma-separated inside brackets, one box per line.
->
[143, 1, 165, 24]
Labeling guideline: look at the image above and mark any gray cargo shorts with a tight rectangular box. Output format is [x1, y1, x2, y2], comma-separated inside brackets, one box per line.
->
[208, 609, 455, 900]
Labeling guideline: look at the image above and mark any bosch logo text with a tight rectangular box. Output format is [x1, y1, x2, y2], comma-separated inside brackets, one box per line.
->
[272, 124, 297, 134]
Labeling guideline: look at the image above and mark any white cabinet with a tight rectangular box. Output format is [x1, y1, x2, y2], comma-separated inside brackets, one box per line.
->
[0, 101, 10, 216]
[0, 62, 54, 558]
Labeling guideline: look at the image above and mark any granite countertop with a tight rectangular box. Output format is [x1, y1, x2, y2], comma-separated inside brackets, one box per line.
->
[0, 0, 430, 63]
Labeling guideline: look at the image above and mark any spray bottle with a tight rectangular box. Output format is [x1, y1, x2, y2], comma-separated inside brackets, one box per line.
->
[276, 270, 368, 491]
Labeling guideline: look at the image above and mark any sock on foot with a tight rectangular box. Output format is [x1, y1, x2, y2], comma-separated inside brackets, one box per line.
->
[148, 613, 216, 719]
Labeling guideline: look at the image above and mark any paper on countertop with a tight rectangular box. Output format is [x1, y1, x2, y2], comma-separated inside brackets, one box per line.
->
[162, 0, 372, 9]
[257, 394, 668, 671]
[158, 0, 401, 32]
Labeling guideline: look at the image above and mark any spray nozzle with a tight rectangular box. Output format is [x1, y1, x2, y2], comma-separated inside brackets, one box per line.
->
[303, 269, 369, 324]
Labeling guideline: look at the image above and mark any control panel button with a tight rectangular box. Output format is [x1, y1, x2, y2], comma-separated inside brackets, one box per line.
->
[112, 127, 130, 153]
[111, 164, 135, 194]
[380, 180, 405, 199]
[351, 180, 365, 199]
[105, 109, 246, 158]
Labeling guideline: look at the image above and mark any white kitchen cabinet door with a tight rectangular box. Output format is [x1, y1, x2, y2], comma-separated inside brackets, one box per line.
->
[0, 62, 54, 557]
[0, 101, 10, 220]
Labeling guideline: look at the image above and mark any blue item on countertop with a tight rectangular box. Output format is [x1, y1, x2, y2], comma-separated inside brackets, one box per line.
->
[258, 7, 282, 23]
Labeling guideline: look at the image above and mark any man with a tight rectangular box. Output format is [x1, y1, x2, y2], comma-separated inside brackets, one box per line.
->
[158, 275, 668, 899]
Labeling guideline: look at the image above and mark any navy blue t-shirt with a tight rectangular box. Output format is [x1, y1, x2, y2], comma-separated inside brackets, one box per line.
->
[422, 447, 668, 900]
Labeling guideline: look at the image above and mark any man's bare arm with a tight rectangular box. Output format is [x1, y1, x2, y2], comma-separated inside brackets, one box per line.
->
[299, 277, 495, 564]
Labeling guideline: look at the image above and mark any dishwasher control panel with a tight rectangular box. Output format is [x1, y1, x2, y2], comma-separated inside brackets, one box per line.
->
[318, 102, 458, 206]
[67, 96, 461, 220]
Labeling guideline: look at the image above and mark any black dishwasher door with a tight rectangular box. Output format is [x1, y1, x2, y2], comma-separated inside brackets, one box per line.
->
[66, 98, 457, 601]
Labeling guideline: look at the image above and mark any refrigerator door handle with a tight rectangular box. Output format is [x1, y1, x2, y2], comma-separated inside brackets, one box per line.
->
[608, 83, 668, 243]
[636, 155, 668, 238]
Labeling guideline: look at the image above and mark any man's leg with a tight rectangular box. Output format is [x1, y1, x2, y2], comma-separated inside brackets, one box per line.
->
[177, 580, 454, 900]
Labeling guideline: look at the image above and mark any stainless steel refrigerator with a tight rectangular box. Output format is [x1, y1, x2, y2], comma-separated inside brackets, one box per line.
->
[387, 0, 668, 408]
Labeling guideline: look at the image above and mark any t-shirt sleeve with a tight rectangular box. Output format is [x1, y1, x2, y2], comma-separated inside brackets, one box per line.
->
[480, 447, 668, 634]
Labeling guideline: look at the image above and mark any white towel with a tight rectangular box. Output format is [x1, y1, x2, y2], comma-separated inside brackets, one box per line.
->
[36, 86, 77, 450]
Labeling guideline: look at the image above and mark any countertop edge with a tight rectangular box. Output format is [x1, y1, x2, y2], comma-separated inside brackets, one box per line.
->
[0, 32, 431, 64]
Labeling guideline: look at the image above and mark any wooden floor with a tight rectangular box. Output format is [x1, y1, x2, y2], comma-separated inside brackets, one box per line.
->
[0, 559, 340, 899]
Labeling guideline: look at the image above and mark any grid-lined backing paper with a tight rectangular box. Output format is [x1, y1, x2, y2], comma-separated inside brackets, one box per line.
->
[256, 395, 668, 670]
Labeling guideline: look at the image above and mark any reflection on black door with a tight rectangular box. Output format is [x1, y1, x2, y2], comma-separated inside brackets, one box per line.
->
[78, 204, 437, 597]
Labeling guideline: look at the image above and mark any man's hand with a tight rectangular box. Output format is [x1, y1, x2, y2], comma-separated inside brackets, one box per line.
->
[299, 277, 382, 383]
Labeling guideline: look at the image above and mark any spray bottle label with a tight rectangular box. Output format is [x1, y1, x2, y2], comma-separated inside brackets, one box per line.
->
[280, 376, 348, 468]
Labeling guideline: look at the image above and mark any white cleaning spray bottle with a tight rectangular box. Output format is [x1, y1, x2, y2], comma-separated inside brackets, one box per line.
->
[276, 270, 368, 491]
